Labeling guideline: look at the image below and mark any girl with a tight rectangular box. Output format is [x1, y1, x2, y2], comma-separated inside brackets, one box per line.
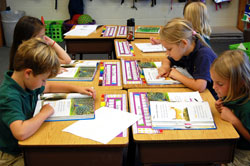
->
[210, 50, 250, 166]
[151, 1, 211, 46]
[9, 16, 71, 71]
[157, 18, 217, 98]
[183, 1, 211, 45]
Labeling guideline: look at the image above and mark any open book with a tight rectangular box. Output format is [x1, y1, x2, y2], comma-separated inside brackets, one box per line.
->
[135, 27, 160, 33]
[34, 93, 95, 121]
[61, 60, 99, 68]
[135, 43, 166, 53]
[49, 61, 99, 81]
[150, 101, 216, 130]
[142, 66, 193, 85]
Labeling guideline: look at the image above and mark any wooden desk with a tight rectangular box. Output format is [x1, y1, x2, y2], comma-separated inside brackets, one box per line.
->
[64, 25, 116, 59]
[64, 25, 161, 60]
[96, 60, 123, 90]
[19, 90, 128, 166]
[121, 58, 185, 89]
[115, 39, 166, 59]
[128, 88, 239, 166]
[49, 60, 122, 90]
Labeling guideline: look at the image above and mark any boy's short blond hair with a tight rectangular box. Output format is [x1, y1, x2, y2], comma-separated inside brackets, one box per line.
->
[211, 50, 250, 103]
[13, 38, 60, 78]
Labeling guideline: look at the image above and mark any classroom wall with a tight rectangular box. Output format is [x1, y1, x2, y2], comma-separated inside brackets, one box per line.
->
[6, 0, 238, 27]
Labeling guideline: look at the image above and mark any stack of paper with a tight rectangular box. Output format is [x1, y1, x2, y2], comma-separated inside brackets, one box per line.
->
[64, 25, 99, 36]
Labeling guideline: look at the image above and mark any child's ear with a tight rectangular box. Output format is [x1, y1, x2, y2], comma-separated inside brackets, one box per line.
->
[180, 39, 188, 48]
[24, 69, 33, 79]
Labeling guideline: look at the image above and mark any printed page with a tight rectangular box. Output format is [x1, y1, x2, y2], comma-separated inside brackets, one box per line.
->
[135, 43, 166, 52]
[167, 92, 203, 102]
[56, 68, 78, 78]
[187, 102, 214, 122]
[143, 68, 179, 84]
[34, 99, 71, 117]
[150, 101, 185, 122]
[150, 101, 214, 123]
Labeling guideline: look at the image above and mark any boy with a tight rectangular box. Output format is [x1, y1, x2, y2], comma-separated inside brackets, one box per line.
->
[0, 38, 95, 165]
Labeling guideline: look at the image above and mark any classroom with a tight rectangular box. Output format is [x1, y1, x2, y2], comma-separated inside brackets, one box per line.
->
[0, 0, 250, 166]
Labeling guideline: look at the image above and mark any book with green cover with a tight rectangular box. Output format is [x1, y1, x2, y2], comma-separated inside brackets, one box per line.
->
[49, 66, 98, 81]
[34, 93, 95, 121]
[135, 27, 160, 33]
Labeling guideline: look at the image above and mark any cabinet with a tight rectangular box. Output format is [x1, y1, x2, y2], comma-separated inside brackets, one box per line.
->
[0, 0, 7, 47]
[237, 0, 248, 31]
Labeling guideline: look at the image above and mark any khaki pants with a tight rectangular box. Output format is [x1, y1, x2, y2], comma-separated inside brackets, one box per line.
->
[226, 148, 250, 166]
[0, 151, 24, 166]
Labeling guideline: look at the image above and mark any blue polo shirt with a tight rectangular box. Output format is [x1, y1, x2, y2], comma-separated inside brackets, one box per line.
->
[0, 71, 44, 155]
[168, 39, 217, 99]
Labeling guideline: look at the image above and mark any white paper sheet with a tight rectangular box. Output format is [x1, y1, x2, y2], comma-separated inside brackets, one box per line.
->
[135, 43, 166, 52]
[62, 107, 142, 144]
[64, 25, 99, 36]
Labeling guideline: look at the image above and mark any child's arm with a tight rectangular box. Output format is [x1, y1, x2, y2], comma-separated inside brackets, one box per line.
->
[9, 104, 54, 141]
[43, 36, 71, 64]
[157, 57, 171, 78]
[44, 82, 96, 99]
[150, 37, 161, 45]
[220, 106, 250, 142]
[168, 68, 207, 92]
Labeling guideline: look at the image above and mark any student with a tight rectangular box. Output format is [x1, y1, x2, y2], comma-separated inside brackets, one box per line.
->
[210, 50, 250, 166]
[183, 1, 211, 45]
[157, 18, 217, 98]
[0, 38, 95, 166]
[9, 16, 71, 71]
[150, 1, 211, 46]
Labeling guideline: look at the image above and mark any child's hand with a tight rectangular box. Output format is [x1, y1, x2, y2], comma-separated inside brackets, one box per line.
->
[157, 66, 171, 78]
[79, 87, 96, 99]
[40, 104, 54, 117]
[168, 68, 182, 80]
[220, 106, 238, 124]
[58, 67, 68, 74]
[43, 36, 54, 46]
[215, 99, 223, 113]
[150, 37, 161, 45]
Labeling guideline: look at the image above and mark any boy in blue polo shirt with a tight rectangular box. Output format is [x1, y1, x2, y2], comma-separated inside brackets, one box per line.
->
[0, 38, 96, 165]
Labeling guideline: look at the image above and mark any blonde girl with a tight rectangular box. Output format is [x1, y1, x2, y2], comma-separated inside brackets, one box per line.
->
[150, 1, 211, 46]
[183, 2, 211, 45]
[158, 18, 217, 98]
[210, 50, 250, 166]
